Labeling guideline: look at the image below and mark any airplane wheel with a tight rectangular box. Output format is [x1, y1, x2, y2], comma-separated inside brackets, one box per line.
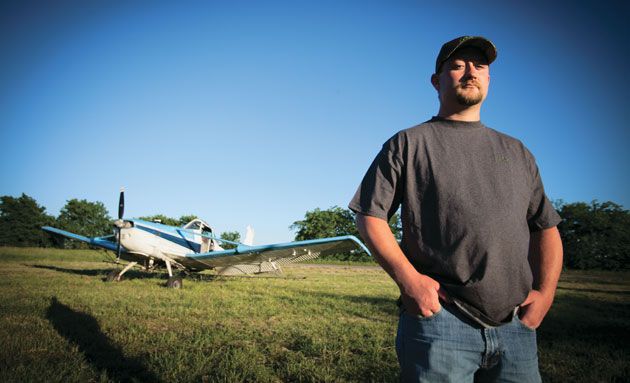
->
[106, 270, 121, 282]
[167, 276, 183, 289]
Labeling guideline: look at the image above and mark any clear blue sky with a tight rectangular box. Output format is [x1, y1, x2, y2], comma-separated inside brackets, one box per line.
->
[1, 0, 628, 244]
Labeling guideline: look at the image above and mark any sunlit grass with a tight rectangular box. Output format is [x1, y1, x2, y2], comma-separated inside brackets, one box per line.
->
[0, 247, 628, 382]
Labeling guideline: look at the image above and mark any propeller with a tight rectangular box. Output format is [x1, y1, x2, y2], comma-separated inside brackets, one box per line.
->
[116, 188, 124, 264]
[118, 187, 124, 220]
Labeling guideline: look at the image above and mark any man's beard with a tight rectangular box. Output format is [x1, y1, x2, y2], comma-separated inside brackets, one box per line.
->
[455, 83, 483, 106]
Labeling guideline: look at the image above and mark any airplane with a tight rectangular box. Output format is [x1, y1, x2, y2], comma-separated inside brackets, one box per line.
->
[42, 189, 370, 289]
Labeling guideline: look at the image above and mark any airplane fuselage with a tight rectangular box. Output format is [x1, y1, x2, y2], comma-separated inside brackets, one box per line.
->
[118, 218, 221, 270]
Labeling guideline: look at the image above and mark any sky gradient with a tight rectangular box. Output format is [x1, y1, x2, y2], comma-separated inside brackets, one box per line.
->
[1, 0, 628, 244]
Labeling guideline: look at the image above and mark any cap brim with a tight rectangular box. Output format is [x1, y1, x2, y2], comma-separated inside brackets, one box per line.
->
[435, 36, 498, 73]
[456, 37, 497, 65]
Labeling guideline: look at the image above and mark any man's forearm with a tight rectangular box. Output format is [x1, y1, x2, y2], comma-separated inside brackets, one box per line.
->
[529, 226, 563, 297]
[355, 213, 445, 317]
[355, 213, 415, 285]
[520, 226, 563, 328]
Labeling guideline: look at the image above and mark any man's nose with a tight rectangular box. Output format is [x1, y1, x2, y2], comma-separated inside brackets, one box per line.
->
[463, 62, 478, 78]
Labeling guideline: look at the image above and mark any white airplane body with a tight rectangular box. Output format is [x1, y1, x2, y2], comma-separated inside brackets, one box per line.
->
[42, 190, 370, 288]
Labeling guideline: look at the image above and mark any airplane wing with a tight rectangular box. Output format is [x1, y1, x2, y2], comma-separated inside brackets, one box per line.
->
[182, 235, 370, 275]
[42, 226, 122, 253]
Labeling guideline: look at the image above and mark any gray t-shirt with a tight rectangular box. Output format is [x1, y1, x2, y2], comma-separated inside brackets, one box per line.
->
[349, 117, 561, 325]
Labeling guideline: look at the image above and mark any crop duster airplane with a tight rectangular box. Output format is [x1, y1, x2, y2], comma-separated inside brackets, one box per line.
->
[42, 189, 370, 288]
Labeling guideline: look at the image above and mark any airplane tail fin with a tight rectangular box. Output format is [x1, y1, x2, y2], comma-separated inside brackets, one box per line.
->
[243, 226, 255, 246]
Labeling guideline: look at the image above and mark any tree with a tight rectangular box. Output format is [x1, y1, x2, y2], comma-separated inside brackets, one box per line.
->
[291, 206, 359, 241]
[178, 215, 198, 226]
[290, 206, 400, 261]
[137, 215, 199, 227]
[556, 200, 629, 270]
[56, 199, 111, 249]
[219, 231, 241, 250]
[388, 212, 402, 241]
[0, 194, 56, 247]
[137, 214, 179, 226]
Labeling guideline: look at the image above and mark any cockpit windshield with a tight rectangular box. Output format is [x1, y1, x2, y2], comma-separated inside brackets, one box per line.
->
[183, 219, 214, 235]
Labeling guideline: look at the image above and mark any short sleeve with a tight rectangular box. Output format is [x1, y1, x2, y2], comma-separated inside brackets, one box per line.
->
[348, 133, 405, 221]
[526, 158, 562, 231]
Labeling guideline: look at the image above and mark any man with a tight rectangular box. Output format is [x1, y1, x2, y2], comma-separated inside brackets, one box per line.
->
[349, 36, 563, 382]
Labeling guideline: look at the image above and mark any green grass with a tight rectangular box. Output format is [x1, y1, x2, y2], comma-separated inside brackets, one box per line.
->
[0, 247, 628, 382]
[538, 271, 630, 382]
[299, 257, 379, 266]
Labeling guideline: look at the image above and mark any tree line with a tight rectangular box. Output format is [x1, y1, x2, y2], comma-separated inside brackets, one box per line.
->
[1, 193, 628, 270]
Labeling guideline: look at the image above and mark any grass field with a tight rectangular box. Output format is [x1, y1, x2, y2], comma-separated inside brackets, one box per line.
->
[0, 247, 628, 382]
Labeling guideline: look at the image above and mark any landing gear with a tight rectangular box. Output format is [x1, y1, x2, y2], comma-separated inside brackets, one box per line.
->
[106, 269, 120, 282]
[105, 261, 138, 282]
[105, 259, 183, 288]
[164, 259, 183, 289]
[167, 276, 183, 289]
[144, 259, 155, 273]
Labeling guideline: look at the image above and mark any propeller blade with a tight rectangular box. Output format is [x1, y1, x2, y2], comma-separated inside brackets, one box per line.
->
[118, 188, 125, 220]
[116, 187, 124, 263]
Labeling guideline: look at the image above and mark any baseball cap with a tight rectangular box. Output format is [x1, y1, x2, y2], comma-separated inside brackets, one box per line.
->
[435, 36, 497, 73]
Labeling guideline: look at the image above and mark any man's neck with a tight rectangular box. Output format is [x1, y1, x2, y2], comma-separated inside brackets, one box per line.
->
[437, 104, 481, 121]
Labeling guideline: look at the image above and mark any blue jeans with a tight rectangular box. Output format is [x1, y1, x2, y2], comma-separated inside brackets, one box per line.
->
[396, 302, 541, 383]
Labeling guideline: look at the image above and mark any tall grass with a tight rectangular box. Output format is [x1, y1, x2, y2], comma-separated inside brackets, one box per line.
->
[0, 247, 628, 382]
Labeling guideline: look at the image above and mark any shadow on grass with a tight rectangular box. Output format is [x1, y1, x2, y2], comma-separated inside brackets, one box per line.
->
[30, 264, 165, 281]
[46, 297, 162, 383]
[30, 264, 110, 277]
[539, 294, 630, 346]
[537, 294, 630, 382]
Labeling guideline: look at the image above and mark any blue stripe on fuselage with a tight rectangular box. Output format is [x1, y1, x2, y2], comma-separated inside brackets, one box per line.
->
[132, 221, 201, 253]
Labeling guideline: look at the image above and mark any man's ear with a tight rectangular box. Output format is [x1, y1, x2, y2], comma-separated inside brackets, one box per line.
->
[430, 73, 440, 92]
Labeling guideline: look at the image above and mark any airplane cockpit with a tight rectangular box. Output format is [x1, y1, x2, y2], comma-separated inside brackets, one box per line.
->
[183, 218, 214, 235]
[183, 219, 223, 252]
